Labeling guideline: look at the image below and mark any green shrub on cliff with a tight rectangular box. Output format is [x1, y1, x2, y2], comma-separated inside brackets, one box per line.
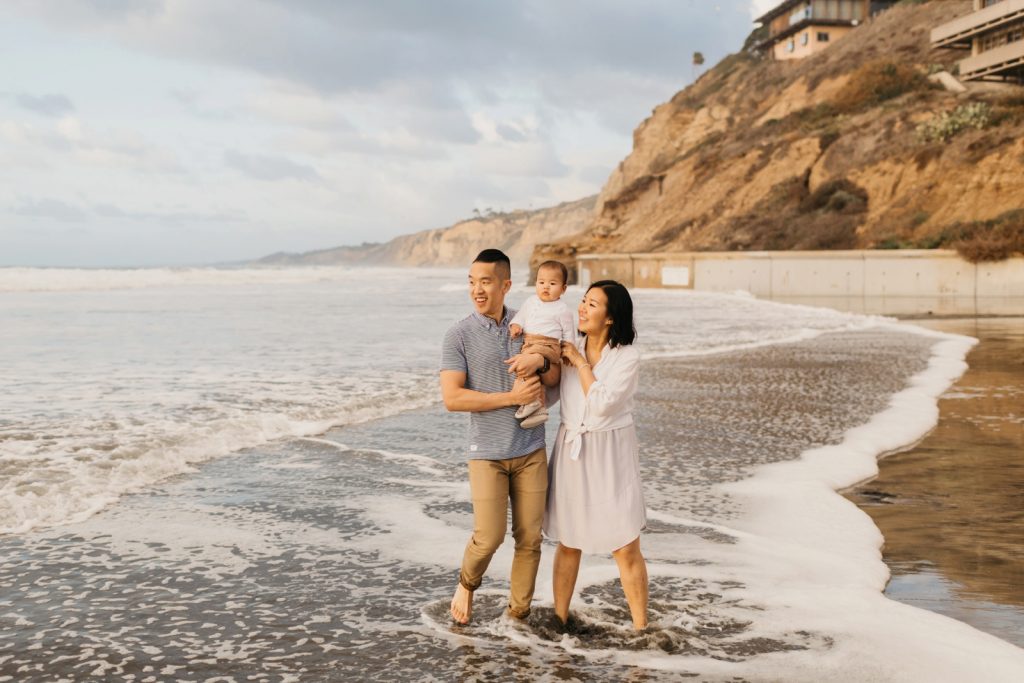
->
[916, 103, 992, 143]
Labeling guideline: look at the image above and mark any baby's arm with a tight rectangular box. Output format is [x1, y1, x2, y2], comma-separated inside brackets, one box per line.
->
[559, 307, 577, 342]
[509, 297, 535, 339]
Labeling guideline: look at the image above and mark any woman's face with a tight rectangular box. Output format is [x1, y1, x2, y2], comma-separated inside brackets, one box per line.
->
[578, 286, 612, 337]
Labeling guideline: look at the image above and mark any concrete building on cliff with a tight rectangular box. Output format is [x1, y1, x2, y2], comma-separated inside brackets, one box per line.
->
[932, 0, 1024, 82]
[754, 0, 898, 61]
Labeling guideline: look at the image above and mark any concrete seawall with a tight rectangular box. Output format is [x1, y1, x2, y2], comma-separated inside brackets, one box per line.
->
[577, 250, 1024, 316]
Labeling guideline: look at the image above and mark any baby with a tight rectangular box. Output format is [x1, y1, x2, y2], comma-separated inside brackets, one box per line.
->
[509, 260, 576, 428]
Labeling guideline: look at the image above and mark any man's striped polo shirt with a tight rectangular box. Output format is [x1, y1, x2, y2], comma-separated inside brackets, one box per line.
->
[440, 307, 545, 460]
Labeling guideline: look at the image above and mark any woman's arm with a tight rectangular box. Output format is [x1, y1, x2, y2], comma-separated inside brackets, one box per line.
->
[584, 348, 640, 417]
[561, 342, 597, 395]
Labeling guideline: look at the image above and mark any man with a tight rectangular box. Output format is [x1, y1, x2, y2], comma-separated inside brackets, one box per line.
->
[439, 248, 560, 624]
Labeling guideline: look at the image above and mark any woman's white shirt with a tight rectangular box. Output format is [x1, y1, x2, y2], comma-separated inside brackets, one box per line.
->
[559, 340, 640, 461]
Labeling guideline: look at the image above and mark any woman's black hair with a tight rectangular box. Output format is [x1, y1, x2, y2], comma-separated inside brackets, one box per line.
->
[584, 280, 636, 348]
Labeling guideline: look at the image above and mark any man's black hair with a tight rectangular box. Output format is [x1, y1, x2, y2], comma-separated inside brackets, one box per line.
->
[473, 249, 511, 280]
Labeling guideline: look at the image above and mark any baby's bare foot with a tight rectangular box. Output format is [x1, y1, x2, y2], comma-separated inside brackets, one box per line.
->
[450, 583, 473, 624]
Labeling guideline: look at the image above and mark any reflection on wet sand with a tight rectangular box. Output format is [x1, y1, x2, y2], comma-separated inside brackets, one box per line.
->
[848, 317, 1024, 647]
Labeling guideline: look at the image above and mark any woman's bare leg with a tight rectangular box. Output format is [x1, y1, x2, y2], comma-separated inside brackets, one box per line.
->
[612, 537, 648, 630]
[552, 543, 582, 624]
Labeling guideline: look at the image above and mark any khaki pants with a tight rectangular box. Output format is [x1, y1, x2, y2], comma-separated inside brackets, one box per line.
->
[460, 447, 548, 618]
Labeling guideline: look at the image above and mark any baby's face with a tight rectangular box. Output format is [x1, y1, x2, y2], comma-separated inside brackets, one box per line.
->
[535, 268, 567, 303]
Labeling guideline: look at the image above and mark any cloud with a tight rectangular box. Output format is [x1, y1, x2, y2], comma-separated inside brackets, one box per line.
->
[495, 123, 528, 143]
[579, 164, 613, 186]
[8, 196, 248, 226]
[0, 1, 761, 265]
[243, 86, 352, 131]
[223, 149, 320, 182]
[0, 116, 184, 174]
[15, 93, 75, 117]
[92, 202, 248, 225]
[11, 196, 88, 222]
[8, 1, 754, 126]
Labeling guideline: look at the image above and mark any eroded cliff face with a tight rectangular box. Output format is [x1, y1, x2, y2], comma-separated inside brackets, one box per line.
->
[377, 196, 596, 268]
[533, 0, 1024, 276]
[255, 196, 596, 269]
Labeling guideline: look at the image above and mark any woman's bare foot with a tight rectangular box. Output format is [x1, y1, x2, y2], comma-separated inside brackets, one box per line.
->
[450, 583, 473, 624]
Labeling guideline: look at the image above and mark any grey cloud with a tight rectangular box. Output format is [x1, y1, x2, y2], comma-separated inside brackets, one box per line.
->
[12, 197, 88, 222]
[15, 93, 75, 117]
[404, 108, 479, 145]
[496, 124, 528, 143]
[579, 164, 613, 186]
[9, 1, 753, 130]
[223, 149, 320, 182]
[169, 88, 236, 122]
[93, 202, 248, 226]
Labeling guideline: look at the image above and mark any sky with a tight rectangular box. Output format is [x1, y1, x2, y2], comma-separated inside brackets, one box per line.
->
[1, 0, 777, 267]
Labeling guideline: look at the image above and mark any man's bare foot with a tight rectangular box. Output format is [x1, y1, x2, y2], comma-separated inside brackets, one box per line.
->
[450, 583, 473, 624]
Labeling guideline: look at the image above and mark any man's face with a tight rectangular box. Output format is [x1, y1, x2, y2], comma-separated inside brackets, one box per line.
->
[468, 261, 511, 319]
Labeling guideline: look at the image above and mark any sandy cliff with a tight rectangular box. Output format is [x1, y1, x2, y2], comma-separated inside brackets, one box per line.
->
[256, 196, 595, 269]
[533, 0, 1024, 278]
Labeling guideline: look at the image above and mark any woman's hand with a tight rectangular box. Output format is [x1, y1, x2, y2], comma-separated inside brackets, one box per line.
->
[504, 352, 544, 378]
[561, 341, 585, 369]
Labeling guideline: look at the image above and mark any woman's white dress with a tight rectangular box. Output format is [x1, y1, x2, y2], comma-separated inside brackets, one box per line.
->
[543, 340, 646, 554]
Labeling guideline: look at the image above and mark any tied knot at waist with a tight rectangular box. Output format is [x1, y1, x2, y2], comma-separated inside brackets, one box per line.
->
[565, 424, 588, 461]
[562, 416, 634, 461]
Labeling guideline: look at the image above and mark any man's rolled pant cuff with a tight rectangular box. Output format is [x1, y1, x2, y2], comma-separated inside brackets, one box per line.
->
[458, 572, 479, 593]
[506, 606, 531, 620]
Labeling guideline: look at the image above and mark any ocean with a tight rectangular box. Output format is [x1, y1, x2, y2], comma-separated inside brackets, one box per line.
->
[1, 266, 1021, 681]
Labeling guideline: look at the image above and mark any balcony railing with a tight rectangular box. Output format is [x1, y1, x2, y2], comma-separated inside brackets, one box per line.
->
[932, 0, 1024, 48]
[959, 38, 1024, 78]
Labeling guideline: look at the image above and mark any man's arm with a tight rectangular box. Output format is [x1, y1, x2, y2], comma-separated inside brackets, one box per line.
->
[540, 360, 561, 387]
[440, 370, 542, 412]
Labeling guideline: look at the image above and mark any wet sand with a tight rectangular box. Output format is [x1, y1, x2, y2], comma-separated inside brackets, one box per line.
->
[847, 317, 1024, 647]
[0, 326, 943, 681]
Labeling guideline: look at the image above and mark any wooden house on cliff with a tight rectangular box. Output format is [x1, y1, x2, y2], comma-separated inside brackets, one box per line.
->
[754, 0, 898, 60]
[932, 0, 1024, 82]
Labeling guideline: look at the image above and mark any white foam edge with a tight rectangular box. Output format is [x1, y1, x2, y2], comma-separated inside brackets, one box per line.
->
[298, 437, 448, 477]
[2, 392, 440, 536]
[706, 322, 1024, 680]
[349, 319, 1024, 679]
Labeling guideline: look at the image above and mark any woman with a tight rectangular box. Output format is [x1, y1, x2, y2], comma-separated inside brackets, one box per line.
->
[543, 279, 649, 630]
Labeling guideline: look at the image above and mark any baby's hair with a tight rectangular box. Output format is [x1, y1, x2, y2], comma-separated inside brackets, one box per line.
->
[538, 260, 568, 284]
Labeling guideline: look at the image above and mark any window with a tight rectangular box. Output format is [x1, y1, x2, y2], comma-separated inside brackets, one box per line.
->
[787, 38, 796, 52]
[983, 0, 1006, 8]
[980, 25, 1024, 52]
[801, 32, 809, 46]
[789, 6, 810, 26]
[818, 32, 830, 42]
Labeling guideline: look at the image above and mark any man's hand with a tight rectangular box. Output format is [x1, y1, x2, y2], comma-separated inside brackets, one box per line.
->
[510, 375, 543, 406]
[509, 323, 523, 338]
[504, 352, 544, 378]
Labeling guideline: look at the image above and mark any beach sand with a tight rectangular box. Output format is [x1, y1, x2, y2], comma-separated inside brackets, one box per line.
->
[847, 317, 1024, 647]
